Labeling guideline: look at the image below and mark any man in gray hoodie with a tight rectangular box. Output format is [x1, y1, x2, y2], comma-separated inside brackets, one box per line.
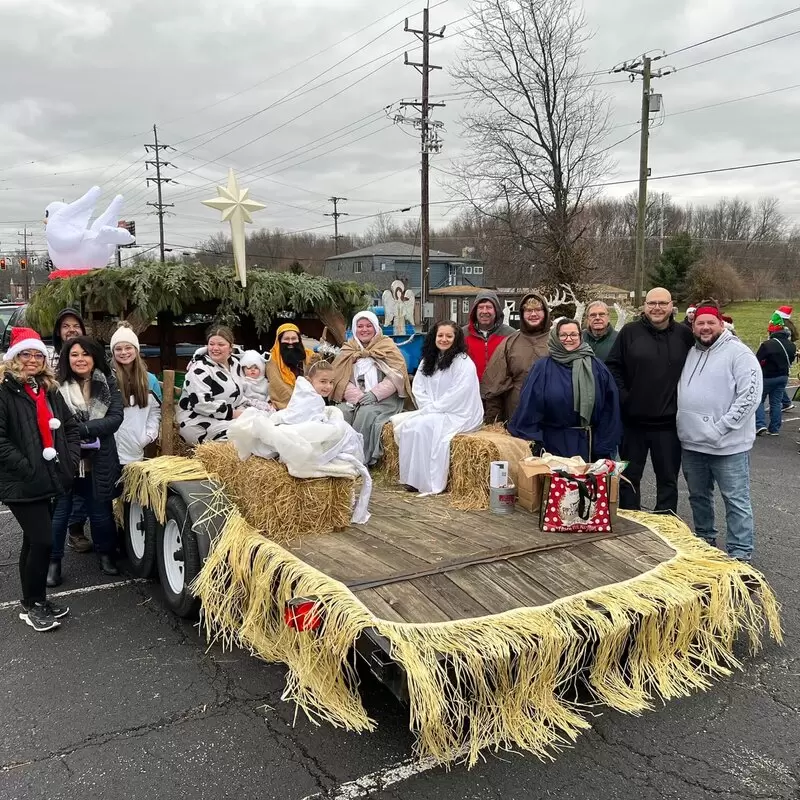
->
[677, 302, 762, 561]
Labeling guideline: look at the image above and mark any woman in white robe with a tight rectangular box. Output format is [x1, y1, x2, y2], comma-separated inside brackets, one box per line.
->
[392, 321, 483, 494]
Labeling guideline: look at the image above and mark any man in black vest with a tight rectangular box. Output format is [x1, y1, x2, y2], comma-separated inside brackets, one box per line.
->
[606, 287, 694, 513]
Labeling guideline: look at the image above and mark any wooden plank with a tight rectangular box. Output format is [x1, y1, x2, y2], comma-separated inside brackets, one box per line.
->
[352, 588, 407, 623]
[574, 541, 647, 583]
[411, 573, 495, 619]
[293, 536, 398, 582]
[334, 528, 429, 573]
[623, 531, 676, 560]
[446, 564, 531, 614]
[374, 582, 452, 624]
[160, 369, 175, 456]
[513, 551, 599, 598]
[592, 537, 664, 571]
[476, 560, 558, 606]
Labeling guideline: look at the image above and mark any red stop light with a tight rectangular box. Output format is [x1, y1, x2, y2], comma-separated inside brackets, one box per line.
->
[0, 259, 5, 270]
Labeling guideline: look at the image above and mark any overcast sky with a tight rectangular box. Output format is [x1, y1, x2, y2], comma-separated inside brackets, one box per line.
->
[1, 0, 799, 263]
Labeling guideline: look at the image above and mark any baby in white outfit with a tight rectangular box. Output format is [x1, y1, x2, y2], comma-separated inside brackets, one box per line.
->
[239, 350, 273, 412]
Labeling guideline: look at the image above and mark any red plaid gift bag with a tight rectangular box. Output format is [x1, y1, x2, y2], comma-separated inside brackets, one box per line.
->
[540, 471, 613, 533]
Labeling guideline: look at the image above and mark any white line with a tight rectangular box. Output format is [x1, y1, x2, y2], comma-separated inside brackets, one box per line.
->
[300, 755, 447, 800]
[0, 578, 149, 610]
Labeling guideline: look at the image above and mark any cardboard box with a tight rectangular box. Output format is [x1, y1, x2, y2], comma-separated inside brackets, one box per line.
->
[516, 458, 552, 513]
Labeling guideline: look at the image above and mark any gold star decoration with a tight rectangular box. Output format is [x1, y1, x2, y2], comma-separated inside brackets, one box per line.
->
[202, 168, 266, 287]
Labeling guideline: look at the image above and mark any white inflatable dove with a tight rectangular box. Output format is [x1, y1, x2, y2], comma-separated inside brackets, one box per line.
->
[45, 186, 135, 272]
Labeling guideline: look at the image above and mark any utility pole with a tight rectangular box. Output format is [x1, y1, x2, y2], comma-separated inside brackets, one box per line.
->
[17, 226, 31, 301]
[614, 55, 671, 307]
[324, 197, 349, 255]
[400, 7, 445, 329]
[659, 193, 665, 255]
[144, 124, 174, 263]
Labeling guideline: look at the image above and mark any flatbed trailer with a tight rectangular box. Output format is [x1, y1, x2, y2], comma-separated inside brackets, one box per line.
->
[121, 455, 781, 765]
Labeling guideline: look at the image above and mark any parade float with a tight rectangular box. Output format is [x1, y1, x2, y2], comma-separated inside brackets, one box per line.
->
[30, 179, 782, 767]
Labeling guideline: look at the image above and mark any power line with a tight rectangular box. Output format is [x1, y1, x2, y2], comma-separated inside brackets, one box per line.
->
[661, 6, 800, 57]
[144, 125, 175, 263]
[676, 28, 800, 71]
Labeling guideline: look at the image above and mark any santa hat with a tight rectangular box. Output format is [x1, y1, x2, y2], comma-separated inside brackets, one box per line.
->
[110, 324, 140, 352]
[776, 305, 793, 320]
[768, 311, 786, 334]
[3, 327, 48, 362]
[686, 306, 697, 315]
[239, 350, 266, 372]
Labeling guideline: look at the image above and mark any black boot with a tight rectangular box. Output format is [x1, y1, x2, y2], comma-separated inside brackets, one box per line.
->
[99, 554, 119, 576]
[46, 561, 62, 588]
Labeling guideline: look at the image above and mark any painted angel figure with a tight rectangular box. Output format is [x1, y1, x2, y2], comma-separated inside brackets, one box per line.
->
[381, 280, 416, 335]
[45, 185, 134, 274]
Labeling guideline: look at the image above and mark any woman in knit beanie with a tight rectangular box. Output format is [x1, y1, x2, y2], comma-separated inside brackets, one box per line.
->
[0, 328, 80, 631]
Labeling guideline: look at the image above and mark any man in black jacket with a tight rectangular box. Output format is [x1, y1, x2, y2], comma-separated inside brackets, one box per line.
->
[606, 287, 694, 513]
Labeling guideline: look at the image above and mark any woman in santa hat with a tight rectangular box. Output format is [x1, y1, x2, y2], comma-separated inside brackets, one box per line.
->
[0, 327, 80, 632]
[49, 336, 124, 586]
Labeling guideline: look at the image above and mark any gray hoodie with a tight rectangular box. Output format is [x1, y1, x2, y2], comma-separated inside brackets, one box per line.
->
[677, 329, 762, 456]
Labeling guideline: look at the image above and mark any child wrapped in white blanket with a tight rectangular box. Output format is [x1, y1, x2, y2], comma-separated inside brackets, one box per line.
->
[227, 376, 372, 523]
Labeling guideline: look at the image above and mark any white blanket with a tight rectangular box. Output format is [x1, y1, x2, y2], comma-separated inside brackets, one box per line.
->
[227, 378, 372, 523]
[392, 353, 484, 494]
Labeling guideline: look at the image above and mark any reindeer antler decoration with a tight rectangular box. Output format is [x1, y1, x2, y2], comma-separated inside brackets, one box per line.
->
[542, 284, 585, 324]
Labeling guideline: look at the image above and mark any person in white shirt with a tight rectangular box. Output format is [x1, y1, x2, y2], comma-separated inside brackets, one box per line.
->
[110, 323, 162, 464]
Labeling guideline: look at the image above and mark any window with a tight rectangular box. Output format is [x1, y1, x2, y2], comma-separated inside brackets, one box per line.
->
[353, 261, 363, 273]
[463, 264, 473, 275]
[462, 298, 470, 314]
[450, 299, 458, 322]
[473, 264, 484, 275]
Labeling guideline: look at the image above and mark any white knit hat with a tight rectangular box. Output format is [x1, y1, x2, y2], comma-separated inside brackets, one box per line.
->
[3, 327, 48, 362]
[239, 349, 266, 370]
[110, 324, 140, 352]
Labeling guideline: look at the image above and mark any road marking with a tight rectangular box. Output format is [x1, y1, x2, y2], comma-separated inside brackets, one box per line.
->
[300, 755, 449, 800]
[0, 578, 149, 610]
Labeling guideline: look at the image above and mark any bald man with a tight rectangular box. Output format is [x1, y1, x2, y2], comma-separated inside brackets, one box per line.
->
[606, 288, 694, 513]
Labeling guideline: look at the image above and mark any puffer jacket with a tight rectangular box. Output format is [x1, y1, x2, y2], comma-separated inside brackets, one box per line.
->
[61, 373, 125, 502]
[462, 290, 515, 380]
[0, 373, 81, 503]
[481, 292, 550, 423]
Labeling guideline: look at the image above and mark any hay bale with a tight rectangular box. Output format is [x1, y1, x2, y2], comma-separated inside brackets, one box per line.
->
[449, 428, 531, 511]
[194, 442, 353, 542]
[379, 422, 530, 511]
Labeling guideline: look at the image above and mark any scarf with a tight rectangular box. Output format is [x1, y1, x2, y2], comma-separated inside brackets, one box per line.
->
[547, 327, 596, 427]
[23, 380, 57, 460]
[58, 369, 112, 425]
[330, 331, 412, 404]
[268, 323, 315, 390]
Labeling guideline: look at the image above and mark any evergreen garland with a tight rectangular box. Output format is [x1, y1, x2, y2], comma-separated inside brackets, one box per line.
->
[27, 262, 371, 333]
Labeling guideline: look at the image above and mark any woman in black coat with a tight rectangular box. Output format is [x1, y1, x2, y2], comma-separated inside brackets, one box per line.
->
[0, 327, 80, 632]
[49, 336, 124, 586]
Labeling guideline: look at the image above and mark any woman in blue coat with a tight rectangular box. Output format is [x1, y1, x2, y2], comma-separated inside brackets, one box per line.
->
[508, 318, 621, 461]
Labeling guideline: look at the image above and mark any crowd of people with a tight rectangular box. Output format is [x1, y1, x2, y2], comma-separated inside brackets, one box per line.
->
[1, 289, 794, 632]
[0, 309, 162, 631]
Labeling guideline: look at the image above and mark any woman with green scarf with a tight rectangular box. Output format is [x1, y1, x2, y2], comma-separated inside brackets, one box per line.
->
[508, 318, 621, 461]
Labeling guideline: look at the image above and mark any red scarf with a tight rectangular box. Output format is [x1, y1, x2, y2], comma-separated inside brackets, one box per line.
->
[23, 383, 55, 457]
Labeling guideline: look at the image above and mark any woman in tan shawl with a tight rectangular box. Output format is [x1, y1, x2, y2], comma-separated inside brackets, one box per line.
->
[330, 311, 412, 465]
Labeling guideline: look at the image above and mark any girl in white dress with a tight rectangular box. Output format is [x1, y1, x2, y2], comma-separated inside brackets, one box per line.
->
[392, 321, 483, 495]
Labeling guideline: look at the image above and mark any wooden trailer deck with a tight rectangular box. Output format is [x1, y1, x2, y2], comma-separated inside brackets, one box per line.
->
[287, 489, 676, 625]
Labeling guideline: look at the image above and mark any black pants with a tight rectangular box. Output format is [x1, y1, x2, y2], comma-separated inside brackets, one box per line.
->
[7, 500, 54, 607]
[619, 425, 682, 513]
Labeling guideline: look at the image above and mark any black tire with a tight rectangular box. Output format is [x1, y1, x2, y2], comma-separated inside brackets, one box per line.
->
[123, 501, 159, 578]
[156, 494, 201, 618]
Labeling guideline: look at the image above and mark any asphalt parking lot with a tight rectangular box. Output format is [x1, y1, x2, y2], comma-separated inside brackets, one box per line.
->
[0, 420, 797, 800]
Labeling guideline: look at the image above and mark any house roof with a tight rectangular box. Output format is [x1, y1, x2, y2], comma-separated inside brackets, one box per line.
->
[429, 286, 497, 296]
[325, 241, 457, 260]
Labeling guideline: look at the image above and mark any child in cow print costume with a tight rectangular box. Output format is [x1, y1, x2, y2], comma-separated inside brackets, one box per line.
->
[177, 325, 247, 445]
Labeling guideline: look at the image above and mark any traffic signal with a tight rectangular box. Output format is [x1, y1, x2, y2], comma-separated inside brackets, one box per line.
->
[19, 259, 26, 271]
[45, 258, 54, 271]
[118, 220, 136, 237]
[0, 259, 5, 271]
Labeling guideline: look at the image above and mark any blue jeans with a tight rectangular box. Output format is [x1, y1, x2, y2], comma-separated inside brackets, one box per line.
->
[681, 448, 754, 560]
[69, 492, 87, 528]
[755, 376, 788, 433]
[51, 478, 116, 559]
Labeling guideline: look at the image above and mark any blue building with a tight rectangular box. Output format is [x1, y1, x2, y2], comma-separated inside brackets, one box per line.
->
[323, 241, 485, 301]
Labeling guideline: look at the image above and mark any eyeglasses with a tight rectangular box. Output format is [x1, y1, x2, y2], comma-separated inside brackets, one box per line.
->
[18, 350, 45, 361]
[645, 301, 671, 308]
[558, 333, 580, 340]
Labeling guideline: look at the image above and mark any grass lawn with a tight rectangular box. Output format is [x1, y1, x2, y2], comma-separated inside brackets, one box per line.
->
[722, 300, 797, 351]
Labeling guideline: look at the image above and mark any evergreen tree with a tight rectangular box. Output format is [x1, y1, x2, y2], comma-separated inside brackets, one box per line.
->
[649, 232, 703, 300]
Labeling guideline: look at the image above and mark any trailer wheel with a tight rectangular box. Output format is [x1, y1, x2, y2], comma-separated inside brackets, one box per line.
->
[123, 501, 159, 578]
[156, 494, 201, 618]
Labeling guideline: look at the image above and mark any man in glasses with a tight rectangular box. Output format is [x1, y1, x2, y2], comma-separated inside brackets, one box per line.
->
[606, 287, 694, 513]
[582, 301, 617, 362]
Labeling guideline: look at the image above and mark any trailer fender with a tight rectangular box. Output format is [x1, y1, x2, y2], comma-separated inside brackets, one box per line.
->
[166, 479, 230, 563]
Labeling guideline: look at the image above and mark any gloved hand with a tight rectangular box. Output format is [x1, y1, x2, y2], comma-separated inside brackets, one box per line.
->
[359, 391, 378, 406]
[530, 441, 544, 458]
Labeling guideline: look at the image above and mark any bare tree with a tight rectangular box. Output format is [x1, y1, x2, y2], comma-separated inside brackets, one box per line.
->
[450, 0, 610, 287]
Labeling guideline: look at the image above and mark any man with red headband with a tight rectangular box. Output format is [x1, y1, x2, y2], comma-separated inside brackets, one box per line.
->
[677, 301, 761, 562]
